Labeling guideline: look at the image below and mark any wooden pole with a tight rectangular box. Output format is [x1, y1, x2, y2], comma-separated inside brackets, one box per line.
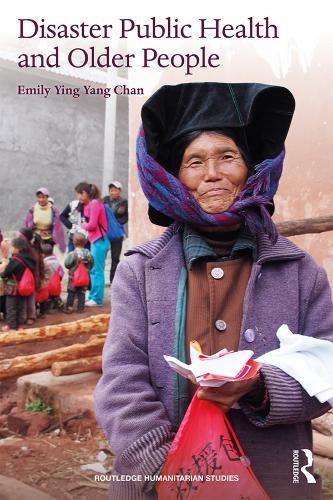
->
[276, 215, 333, 237]
[0, 335, 106, 380]
[0, 314, 110, 347]
[102, 69, 117, 195]
[51, 355, 102, 376]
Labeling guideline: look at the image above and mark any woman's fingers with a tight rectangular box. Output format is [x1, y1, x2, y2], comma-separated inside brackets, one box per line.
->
[197, 387, 234, 407]
[196, 375, 261, 410]
[187, 373, 198, 384]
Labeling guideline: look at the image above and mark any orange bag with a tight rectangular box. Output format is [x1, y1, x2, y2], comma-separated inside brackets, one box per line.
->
[35, 286, 49, 304]
[13, 256, 35, 296]
[72, 261, 90, 288]
[48, 270, 61, 297]
[157, 391, 269, 500]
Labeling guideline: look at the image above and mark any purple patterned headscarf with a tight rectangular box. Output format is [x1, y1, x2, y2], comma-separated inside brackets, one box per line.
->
[136, 125, 284, 242]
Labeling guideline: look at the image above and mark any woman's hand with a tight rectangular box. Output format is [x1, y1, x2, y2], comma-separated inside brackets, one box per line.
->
[197, 374, 261, 413]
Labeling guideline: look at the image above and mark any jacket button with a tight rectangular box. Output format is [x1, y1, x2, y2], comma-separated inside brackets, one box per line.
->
[244, 328, 256, 343]
[215, 319, 227, 331]
[211, 267, 224, 279]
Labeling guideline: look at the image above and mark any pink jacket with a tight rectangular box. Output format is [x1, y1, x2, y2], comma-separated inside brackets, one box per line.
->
[82, 199, 107, 243]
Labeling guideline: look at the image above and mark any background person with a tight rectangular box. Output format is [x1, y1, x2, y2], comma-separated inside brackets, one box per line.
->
[0, 239, 10, 321]
[41, 243, 64, 312]
[24, 187, 66, 253]
[17, 228, 40, 325]
[64, 232, 94, 313]
[75, 182, 109, 306]
[60, 198, 89, 252]
[103, 180, 128, 284]
[0, 237, 36, 332]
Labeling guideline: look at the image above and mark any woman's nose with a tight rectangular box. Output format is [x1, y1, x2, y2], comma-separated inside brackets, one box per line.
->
[203, 160, 223, 181]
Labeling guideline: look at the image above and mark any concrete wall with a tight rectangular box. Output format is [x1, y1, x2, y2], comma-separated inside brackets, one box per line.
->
[0, 66, 128, 231]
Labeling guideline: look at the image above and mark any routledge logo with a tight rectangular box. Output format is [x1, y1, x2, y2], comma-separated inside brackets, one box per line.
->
[292, 449, 317, 484]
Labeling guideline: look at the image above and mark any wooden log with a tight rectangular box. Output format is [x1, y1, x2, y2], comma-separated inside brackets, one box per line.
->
[0, 335, 106, 380]
[276, 215, 333, 237]
[0, 314, 110, 347]
[52, 355, 102, 376]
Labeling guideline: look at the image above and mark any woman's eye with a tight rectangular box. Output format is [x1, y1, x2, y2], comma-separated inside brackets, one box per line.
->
[222, 154, 234, 160]
[189, 160, 202, 167]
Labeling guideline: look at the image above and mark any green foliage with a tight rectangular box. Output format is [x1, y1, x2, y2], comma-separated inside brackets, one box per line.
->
[25, 399, 53, 415]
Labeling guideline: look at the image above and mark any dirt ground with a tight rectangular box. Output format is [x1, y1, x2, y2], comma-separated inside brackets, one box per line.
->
[0, 295, 112, 500]
[0, 428, 112, 499]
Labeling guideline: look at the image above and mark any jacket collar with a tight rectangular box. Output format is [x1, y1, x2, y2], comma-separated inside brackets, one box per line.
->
[125, 223, 305, 264]
[125, 222, 182, 258]
[182, 224, 257, 268]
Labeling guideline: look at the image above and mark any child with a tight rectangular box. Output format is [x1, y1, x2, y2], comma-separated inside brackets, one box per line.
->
[0, 238, 36, 332]
[0, 239, 10, 321]
[65, 232, 94, 313]
[41, 243, 64, 313]
[17, 228, 44, 325]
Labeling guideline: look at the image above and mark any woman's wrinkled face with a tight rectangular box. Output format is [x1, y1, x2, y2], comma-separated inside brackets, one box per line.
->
[36, 193, 49, 207]
[178, 132, 248, 214]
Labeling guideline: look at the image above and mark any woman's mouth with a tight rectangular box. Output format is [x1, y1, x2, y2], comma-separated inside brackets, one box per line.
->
[202, 188, 229, 197]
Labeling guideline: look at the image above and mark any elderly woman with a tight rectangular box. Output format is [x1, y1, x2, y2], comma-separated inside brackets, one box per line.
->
[94, 83, 333, 500]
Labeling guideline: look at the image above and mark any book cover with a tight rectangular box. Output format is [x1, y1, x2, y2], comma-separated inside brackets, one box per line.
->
[0, 1, 332, 499]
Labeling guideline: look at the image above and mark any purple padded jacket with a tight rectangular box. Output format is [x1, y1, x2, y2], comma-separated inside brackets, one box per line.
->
[94, 223, 333, 500]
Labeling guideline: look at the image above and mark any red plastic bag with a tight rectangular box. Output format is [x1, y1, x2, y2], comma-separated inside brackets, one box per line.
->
[72, 261, 90, 288]
[13, 256, 35, 296]
[157, 391, 269, 500]
[35, 286, 49, 304]
[48, 270, 61, 297]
